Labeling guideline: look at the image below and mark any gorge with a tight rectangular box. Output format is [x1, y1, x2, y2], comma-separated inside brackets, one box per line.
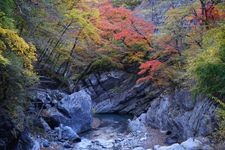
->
[0, 0, 225, 150]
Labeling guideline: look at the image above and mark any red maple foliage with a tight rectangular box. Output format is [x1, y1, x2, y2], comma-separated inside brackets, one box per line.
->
[189, 2, 223, 25]
[137, 60, 163, 83]
[97, 0, 154, 49]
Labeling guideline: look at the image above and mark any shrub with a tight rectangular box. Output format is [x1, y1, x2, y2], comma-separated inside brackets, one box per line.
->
[188, 25, 225, 100]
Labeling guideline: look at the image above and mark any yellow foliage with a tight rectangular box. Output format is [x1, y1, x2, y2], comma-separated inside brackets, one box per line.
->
[0, 27, 37, 74]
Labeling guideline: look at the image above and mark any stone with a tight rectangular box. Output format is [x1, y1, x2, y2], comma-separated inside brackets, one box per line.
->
[154, 137, 212, 150]
[57, 90, 92, 132]
[76, 70, 161, 116]
[74, 138, 92, 149]
[146, 89, 217, 141]
[61, 126, 81, 142]
[42, 107, 63, 129]
[35, 90, 52, 104]
[133, 147, 145, 150]
[42, 139, 50, 147]
[41, 90, 92, 133]
[180, 138, 203, 149]
[63, 142, 73, 148]
[165, 136, 179, 145]
[128, 118, 147, 133]
[154, 143, 185, 150]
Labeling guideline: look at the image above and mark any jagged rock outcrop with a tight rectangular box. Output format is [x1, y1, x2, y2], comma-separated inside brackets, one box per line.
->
[76, 70, 161, 115]
[77, 70, 218, 144]
[145, 89, 217, 143]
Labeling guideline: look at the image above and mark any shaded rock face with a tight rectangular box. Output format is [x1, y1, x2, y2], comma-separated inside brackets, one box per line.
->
[146, 89, 217, 142]
[0, 110, 36, 150]
[30, 89, 92, 133]
[76, 71, 161, 116]
[76, 70, 217, 144]
[135, 0, 196, 26]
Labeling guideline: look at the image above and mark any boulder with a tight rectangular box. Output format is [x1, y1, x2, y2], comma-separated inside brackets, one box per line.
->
[154, 143, 185, 150]
[57, 90, 92, 132]
[180, 138, 202, 149]
[128, 117, 147, 133]
[41, 90, 92, 133]
[28, 89, 66, 109]
[60, 126, 81, 142]
[154, 137, 212, 150]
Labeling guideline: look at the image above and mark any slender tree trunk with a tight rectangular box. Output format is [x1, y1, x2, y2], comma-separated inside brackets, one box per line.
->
[44, 20, 73, 64]
[38, 38, 54, 62]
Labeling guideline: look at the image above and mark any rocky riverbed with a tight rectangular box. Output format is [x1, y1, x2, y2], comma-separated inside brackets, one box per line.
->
[0, 70, 219, 149]
[30, 113, 213, 150]
[73, 114, 167, 150]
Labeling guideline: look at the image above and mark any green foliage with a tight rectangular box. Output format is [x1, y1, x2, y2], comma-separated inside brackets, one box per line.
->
[112, 0, 142, 9]
[214, 107, 225, 142]
[188, 25, 225, 99]
[90, 56, 122, 72]
[210, 97, 225, 142]
[0, 27, 37, 102]
[0, 0, 15, 29]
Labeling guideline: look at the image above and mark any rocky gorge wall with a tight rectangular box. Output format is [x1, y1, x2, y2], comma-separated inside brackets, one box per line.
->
[76, 70, 218, 143]
[0, 70, 218, 149]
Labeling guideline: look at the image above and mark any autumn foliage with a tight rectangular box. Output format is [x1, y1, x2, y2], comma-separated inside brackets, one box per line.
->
[137, 60, 163, 83]
[188, 2, 224, 25]
[98, 0, 154, 49]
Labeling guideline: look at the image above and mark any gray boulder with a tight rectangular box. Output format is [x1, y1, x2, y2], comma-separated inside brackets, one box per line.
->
[41, 90, 92, 133]
[55, 125, 81, 142]
[128, 117, 147, 133]
[57, 90, 92, 132]
[154, 137, 212, 150]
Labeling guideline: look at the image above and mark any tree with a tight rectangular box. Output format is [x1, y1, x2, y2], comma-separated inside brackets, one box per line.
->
[98, 1, 154, 49]
[111, 0, 142, 10]
[137, 60, 163, 83]
[188, 25, 225, 99]
[97, 0, 154, 66]
[0, 27, 37, 102]
[55, 0, 101, 76]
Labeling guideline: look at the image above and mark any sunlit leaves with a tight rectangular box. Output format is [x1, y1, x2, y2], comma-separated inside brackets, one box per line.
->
[0, 28, 37, 74]
[137, 60, 163, 83]
[98, 1, 154, 49]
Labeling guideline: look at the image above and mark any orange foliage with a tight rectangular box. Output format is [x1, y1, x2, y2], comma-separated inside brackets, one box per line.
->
[137, 60, 163, 83]
[97, 0, 154, 49]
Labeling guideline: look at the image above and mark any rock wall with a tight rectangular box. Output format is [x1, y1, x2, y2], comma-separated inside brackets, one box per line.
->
[76, 70, 218, 143]
[76, 71, 161, 115]
[145, 89, 218, 143]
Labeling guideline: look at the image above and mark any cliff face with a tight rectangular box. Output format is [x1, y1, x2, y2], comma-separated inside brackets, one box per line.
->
[135, 0, 196, 25]
[75, 70, 217, 143]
